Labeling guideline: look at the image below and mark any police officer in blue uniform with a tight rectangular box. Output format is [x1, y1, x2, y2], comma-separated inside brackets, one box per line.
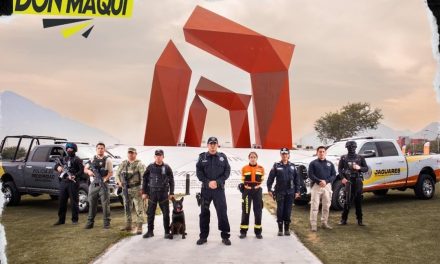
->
[196, 137, 232, 246]
[142, 149, 175, 238]
[267, 147, 301, 236]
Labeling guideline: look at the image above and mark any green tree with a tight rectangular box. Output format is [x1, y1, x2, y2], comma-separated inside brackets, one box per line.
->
[314, 102, 383, 143]
[1, 146, 27, 160]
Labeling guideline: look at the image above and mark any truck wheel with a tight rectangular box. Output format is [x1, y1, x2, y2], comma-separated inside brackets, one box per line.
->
[414, 174, 435, 200]
[331, 180, 345, 210]
[373, 189, 388, 196]
[78, 183, 89, 213]
[2, 181, 21, 206]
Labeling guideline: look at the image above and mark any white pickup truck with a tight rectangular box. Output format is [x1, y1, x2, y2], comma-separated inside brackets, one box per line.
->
[293, 137, 440, 210]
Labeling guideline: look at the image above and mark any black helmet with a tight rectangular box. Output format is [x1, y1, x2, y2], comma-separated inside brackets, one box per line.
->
[65, 142, 78, 152]
[345, 141, 357, 149]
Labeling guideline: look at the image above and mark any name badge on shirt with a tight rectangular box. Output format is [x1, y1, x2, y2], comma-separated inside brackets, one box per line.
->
[327, 162, 331, 167]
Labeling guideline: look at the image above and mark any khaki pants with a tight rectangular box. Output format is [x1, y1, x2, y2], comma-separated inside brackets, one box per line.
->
[122, 186, 144, 225]
[310, 183, 332, 227]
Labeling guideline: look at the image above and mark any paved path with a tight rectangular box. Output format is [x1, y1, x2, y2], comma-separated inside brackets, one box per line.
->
[94, 193, 321, 264]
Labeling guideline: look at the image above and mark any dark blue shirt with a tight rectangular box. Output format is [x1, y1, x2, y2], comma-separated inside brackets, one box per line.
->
[308, 159, 336, 185]
[196, 152, 231, 189]
[267, 161, 300, 195]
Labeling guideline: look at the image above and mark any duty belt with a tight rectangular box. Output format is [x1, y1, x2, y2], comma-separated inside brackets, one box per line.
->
[127, 183, 141, 188]
[150, 187, 166, 192]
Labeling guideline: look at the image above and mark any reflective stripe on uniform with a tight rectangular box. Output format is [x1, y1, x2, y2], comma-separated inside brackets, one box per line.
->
[254, 225, 262, 229]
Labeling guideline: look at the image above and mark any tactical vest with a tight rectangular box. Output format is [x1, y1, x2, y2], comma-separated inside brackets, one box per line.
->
[92, 156, 108, 170]
[342, 154, 363, 178]
[274, 162, 296, 191]
[121, 160, 141, 185]
[149, 163, 169, 190]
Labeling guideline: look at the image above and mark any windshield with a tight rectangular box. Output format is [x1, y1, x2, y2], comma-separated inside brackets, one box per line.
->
[326, 141, 355, 157]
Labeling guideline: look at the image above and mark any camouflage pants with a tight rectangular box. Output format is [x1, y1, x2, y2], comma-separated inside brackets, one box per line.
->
[87, 182, 111, 225]
[122, 186, 144, 225]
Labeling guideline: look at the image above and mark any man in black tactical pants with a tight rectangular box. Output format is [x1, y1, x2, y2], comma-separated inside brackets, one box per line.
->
[53, 143, 84, 226]
[339, 141, 369, 226]
[196, 137, 232, 246]
[142, 149, 175, 239]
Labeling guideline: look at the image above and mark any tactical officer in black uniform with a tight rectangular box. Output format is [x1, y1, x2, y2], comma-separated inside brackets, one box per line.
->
[54, 143, 84, 226]
[339, 141, 368, 226]
[267, 147, 301, 236]
[142, 149, 175, 239]
[196, 137, 232, 246]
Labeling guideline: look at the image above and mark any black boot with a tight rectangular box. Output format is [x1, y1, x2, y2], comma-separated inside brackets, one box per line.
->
[277, 222, 283, 236]
[143, 231, 154, 238]
[358, 219, 365, 226]
[284, 222, 290, 236]
[339, 219, 347, 225]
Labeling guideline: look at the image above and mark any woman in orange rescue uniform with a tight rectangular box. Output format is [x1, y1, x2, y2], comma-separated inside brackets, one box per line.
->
[239, 151, 265, 239]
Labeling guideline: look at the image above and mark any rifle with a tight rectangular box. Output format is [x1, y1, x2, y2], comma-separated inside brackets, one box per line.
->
[55, 158, 76, 183]
[89, 163, 109, 192]
[120, 171, 131, 216]
[344, 178, 352, 211]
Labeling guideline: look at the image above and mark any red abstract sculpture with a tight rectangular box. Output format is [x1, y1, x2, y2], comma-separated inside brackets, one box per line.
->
[184, 95, 207, 147]
[184, 6, 295, 149]
[193, 77, 251, 148]
[144, 40, 192, 146]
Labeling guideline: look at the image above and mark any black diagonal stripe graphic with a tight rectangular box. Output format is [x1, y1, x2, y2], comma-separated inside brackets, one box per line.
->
[42, 18, 92, 28]
[82, 25, 95, 38]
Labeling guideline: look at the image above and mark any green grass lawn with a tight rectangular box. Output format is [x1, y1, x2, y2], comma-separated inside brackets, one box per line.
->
[264, 186, 440, 264]
[1, 195, 134, 264]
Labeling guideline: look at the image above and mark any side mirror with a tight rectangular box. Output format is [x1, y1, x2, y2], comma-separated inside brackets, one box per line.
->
[49, 155, 61, 162]
[361, 150, 376, 158]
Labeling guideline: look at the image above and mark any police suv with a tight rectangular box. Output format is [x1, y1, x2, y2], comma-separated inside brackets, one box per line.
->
[0, 135, 122, 212]
[293, 137, 440, 210]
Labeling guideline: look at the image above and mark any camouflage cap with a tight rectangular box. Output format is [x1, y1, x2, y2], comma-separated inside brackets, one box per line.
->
[128, 147, 137, 153]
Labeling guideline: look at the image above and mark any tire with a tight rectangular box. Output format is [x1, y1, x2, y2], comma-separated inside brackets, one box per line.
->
[78, 183, 89, 213]
[2, 181, 21, 206]
[414, 174, 435, 200]
[331, 180, 345, 210]
[50, 195, 59, 200]
[373, 189, 388, 196]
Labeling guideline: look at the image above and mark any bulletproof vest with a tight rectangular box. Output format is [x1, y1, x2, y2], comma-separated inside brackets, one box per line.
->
[92, 156, 107, 170]
[122, 160, 141, 184]
[274, 162, 295, 190]
[149, 164, 169, 189]
[64, 156, 76, 173]
[343, 154, 362, 177]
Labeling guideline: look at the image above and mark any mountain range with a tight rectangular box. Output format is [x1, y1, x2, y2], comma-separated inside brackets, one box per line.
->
[0, 91, 119, 144]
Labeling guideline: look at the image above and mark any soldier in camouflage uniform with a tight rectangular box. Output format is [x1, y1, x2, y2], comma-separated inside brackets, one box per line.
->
[115, 147, 146, 234]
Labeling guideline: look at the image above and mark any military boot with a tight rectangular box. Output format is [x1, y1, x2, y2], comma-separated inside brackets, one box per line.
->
[277, 222, 283, 236]
[134, 223, 143, 235]
[284, 222, 291, 236]
[143, 230, 154, 238]
[120, 222, 132, 232]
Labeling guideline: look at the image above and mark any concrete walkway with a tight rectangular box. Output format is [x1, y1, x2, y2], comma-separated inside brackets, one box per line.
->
[94, 193, 321, 264]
